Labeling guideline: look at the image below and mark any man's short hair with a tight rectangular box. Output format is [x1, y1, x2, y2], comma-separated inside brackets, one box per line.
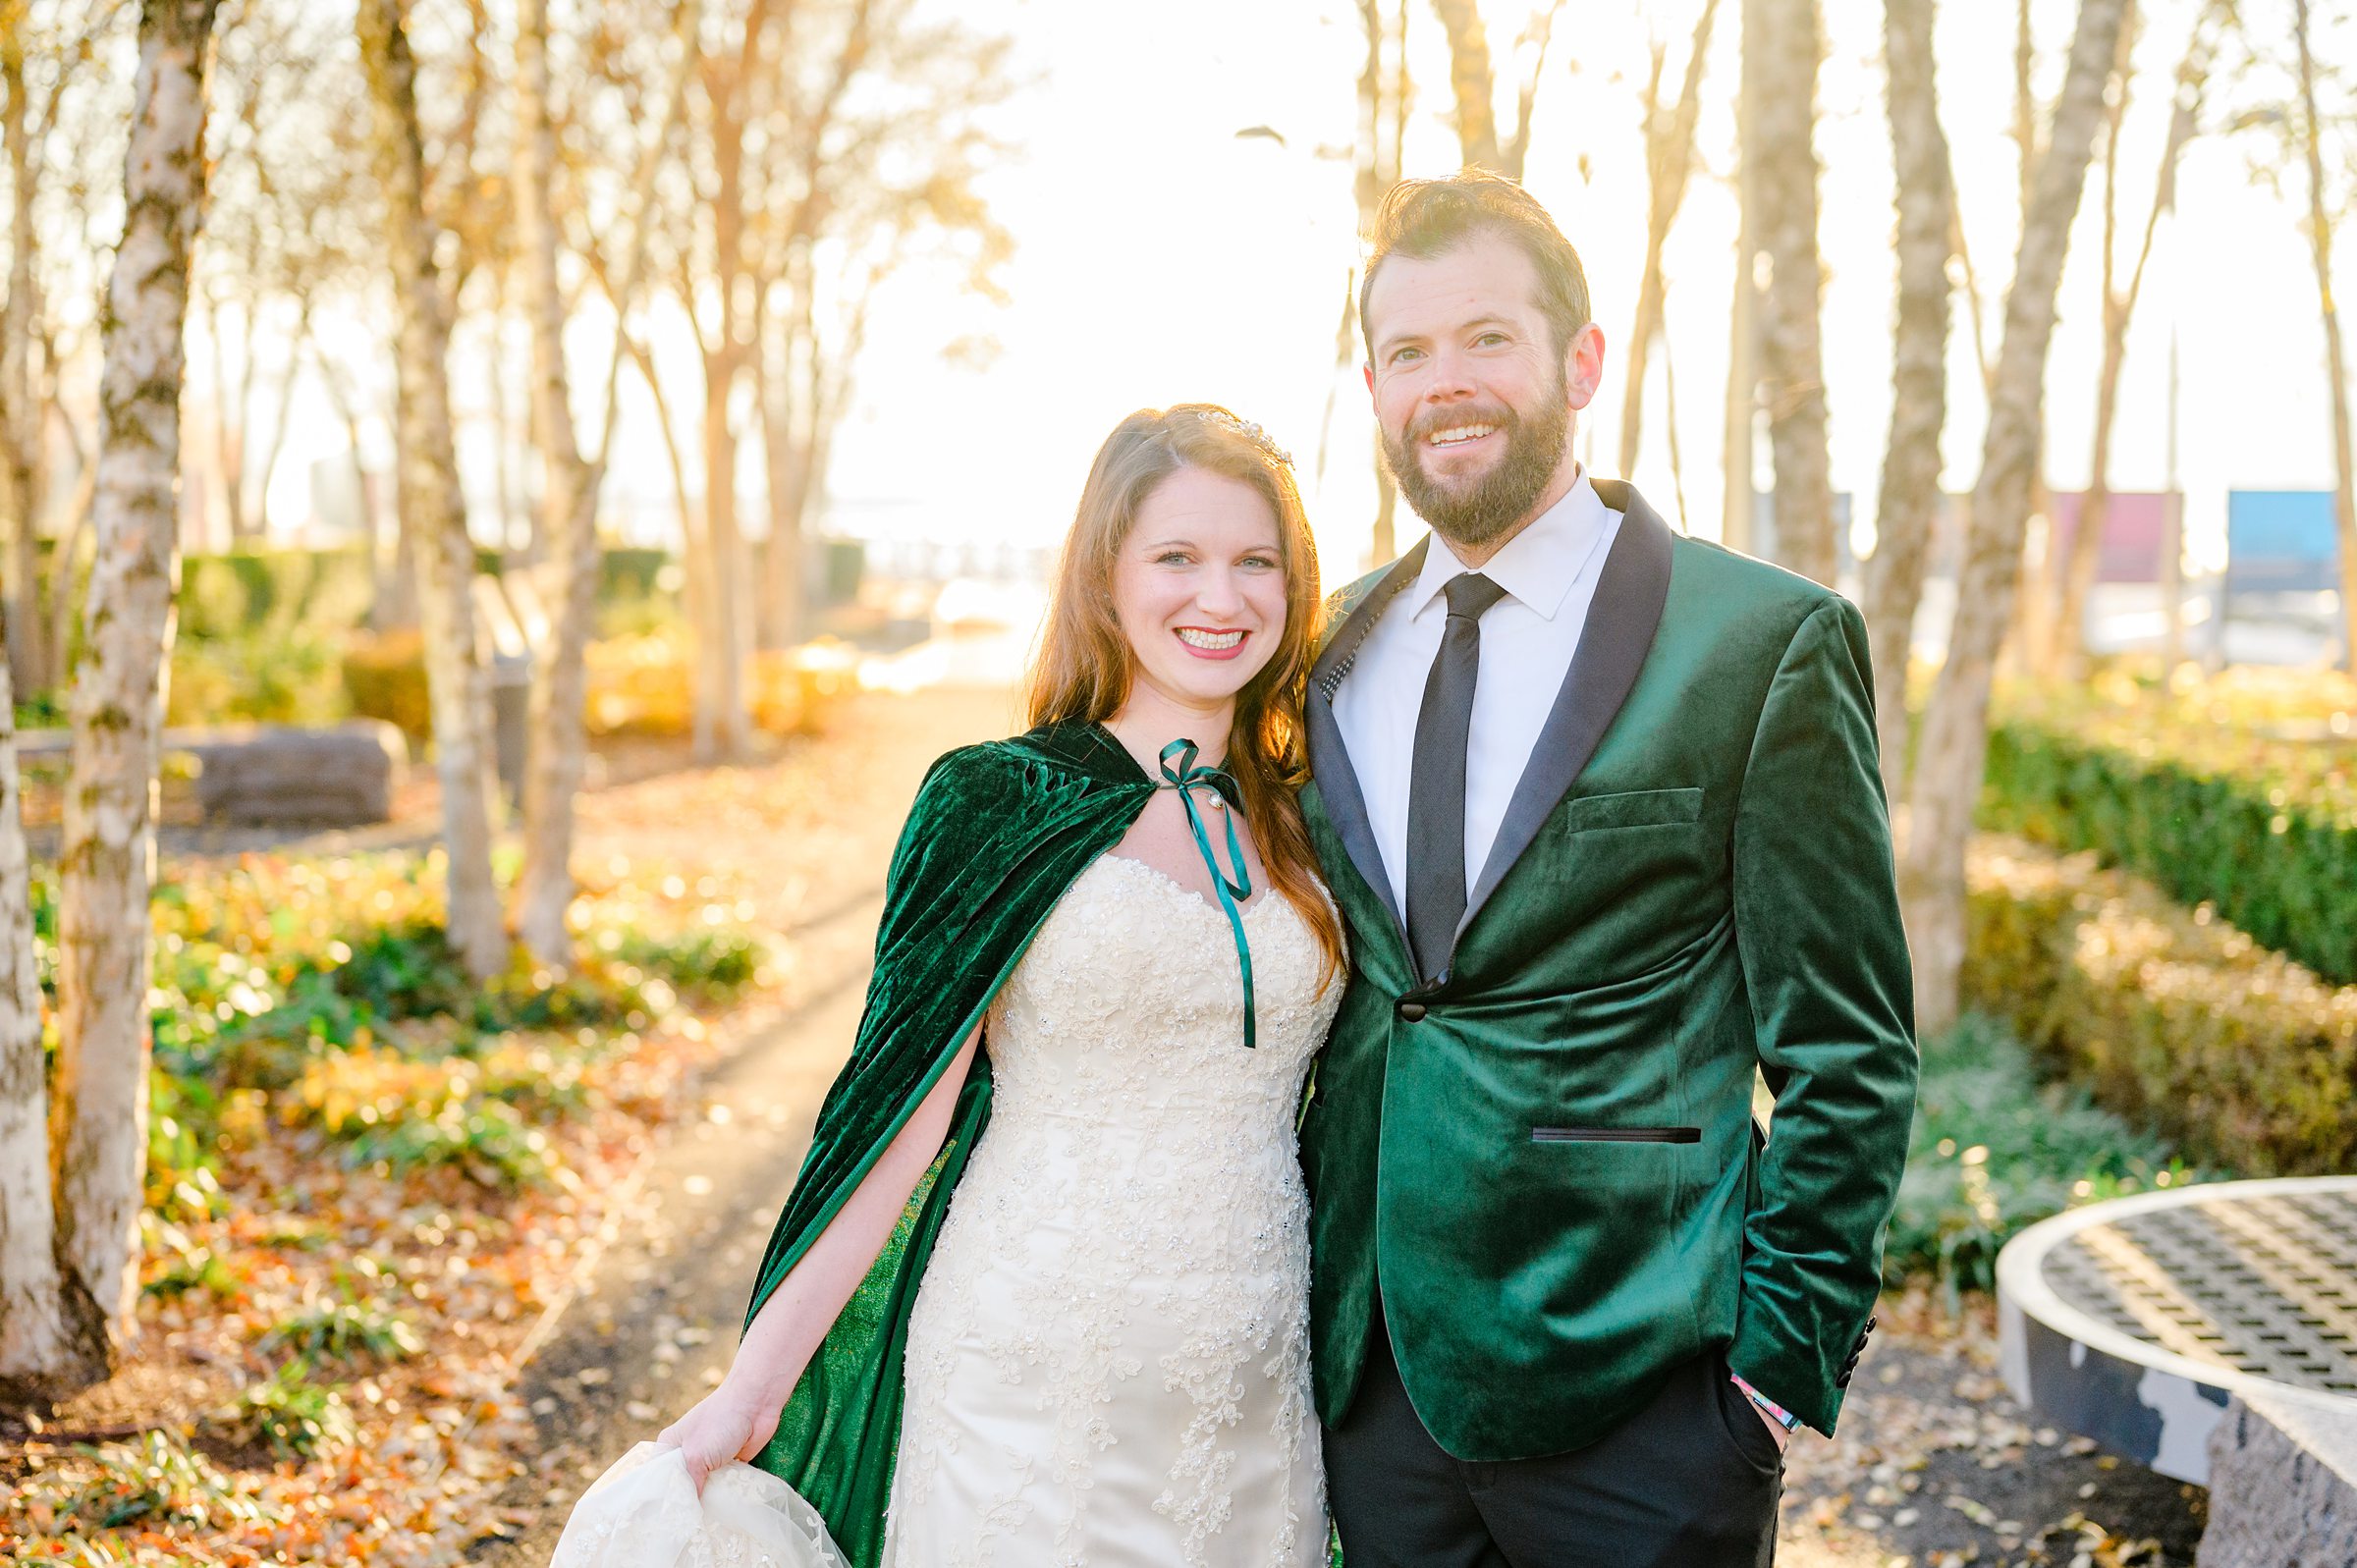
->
[1359, 171, 1593, 361]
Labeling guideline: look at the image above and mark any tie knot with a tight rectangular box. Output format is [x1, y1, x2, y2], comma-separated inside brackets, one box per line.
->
[1444, 571, 1507, 622]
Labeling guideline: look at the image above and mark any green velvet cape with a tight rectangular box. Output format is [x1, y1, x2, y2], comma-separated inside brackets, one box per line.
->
[740, 719, 1161, 1567]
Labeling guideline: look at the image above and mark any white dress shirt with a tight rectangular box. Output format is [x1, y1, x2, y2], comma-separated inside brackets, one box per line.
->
[1333, 470, 1622, 917]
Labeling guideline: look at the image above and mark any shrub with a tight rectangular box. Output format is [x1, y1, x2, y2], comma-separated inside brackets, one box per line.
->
[259, 1297, 422, 1364]
[144, 1075, 228, 1222]
[606, 925, 765, 1001]
[142, 1221, 246, 1304]
[176, 547, 375, 642]
[1985, 670, 2357, 985]
[223, 1360, 357, 1459]
[287, 1042, 557, 1189]
[166, 632, 347, 729]
[340, 630, 432, 744]
[1963, 833, 2357, 1175]
[35, 1431, 277, 1533]
[1886, 1014, 2197, 1303]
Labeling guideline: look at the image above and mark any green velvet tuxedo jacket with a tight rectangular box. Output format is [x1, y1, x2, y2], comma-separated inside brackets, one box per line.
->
[1297, 480, 1917, 1461]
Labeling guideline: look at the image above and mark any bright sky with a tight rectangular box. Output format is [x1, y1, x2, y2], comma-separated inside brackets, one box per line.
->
[815, 0, 2343, 586]
[223, 0, 2345, 588]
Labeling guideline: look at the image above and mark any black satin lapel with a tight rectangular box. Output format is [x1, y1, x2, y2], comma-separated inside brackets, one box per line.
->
[1456, 485, 1676, 939]
[1304, 537, 1426, 946]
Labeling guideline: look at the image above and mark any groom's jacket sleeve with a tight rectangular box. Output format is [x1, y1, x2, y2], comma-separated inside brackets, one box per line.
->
[1726, 596, 1919, 1434]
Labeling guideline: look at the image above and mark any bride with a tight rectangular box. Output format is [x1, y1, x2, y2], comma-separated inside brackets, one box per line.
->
[554, 404, 1344, 1568]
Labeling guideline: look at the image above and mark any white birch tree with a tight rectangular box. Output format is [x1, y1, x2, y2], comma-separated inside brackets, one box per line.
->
[1901, 0, 2131, 1034]
[1862, 0, 1954, 798]
[356, 0, 506, 979]
[1753, 0, 1836, 586]
[53, 0, 222, 1358]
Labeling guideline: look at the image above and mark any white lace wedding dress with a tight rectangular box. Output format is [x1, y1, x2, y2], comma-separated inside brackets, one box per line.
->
[880, 850, 1340, 1568]
[550, 849, 1338, 1568]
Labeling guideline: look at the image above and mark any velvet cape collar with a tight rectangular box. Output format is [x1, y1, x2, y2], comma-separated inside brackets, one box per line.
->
[740, 718, 1163, 1565]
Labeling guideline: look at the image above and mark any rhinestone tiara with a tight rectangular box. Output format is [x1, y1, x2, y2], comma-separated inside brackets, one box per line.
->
[1185, 406, 1293, 467]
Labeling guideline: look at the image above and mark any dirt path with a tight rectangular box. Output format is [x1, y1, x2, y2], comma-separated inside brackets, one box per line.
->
[463, 685, 2209, 1568]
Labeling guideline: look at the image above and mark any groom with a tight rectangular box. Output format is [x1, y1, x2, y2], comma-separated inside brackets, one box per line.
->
[1298, 172, 1918, 1564]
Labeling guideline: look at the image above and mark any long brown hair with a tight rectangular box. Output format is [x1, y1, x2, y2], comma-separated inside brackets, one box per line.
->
[1027, 405, 1345, 993]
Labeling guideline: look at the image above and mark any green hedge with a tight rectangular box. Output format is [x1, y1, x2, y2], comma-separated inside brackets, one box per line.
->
[1963, 833, 2357, 1175]
[177, 547, 377, 642]
[172, 544, 679, 639]
[1886, 1013, 2194, 1301]
[1983, 718, 2357, 987]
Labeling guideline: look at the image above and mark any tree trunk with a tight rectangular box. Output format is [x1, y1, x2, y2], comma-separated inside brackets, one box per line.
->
[247, 304, 308, 543]
[1723, 0, 1761, 555]
[1863, 0, 1954, 800]
[2162, 327, 2184, 671]
[54, 0, 223, 1360]
[2004, 0, 2056, 675]
[210, 295, 257, 545]
[1752, 0, 1836, 586]
[512, 0, 599, 963]
[1900, 0, 2128, 1035]
[515, 0, 691, 956]
[0, 602, 106, 1401]
[1, 31, 48, 698]
[356, 0, 507, 980]
[757, 275, 810, 651]
[2053, 1, 2189, 678]
[1354, 0, 1405, 565]
[1429, 0, 1500, 172]
[697, 350, 749, 763]
[1618, 0, 1722, 483]
[2294, 0, 2357, 670]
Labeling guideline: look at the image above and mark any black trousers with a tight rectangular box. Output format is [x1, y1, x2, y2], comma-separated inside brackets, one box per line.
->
[1323, 1320, 1782, 1568]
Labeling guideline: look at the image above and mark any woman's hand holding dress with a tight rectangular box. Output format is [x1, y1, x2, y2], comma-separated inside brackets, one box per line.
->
[657, 1378, 784, 1493]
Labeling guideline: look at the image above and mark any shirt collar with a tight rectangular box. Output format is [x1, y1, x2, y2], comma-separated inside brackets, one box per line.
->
[1404, 468, 1613, 624]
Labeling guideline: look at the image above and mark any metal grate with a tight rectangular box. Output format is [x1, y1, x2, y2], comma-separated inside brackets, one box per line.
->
[2039, 1188, 2357, 1394]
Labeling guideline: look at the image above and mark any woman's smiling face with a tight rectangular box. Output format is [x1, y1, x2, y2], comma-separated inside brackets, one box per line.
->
[1108, 464, 1289, 712]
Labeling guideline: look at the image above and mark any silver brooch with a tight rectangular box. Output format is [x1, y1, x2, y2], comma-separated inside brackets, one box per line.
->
[1189, 407, 1294, 467]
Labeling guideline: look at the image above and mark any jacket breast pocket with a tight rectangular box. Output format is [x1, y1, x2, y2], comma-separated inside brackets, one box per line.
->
[1546, 788, 1711, 968]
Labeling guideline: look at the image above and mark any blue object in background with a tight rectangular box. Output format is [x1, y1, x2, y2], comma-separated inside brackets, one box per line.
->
[2225, 491, 2340, 593]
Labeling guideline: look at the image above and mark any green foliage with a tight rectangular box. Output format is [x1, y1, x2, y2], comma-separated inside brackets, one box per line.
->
[1963, 834, 2357, 1175]
[1985, 672, 2357, 985]
[25, 836, 766, 1213]
[160, 549, 380, 729]
[339, 630, 431, 744]
[175, 548, 376, 642]
[225, 1360, 357, 1459]
[141, 1221, 247, 1304]
[35, 1431, 279, 1533]
[259, 1297, 423, 1365]
[144, 1075, 228, 1222]
[166, 632, 348, 730]
[338, 1096, 554, 1188]
[602, 924, 764, 1001]
[1886, 1015, 2197, 1303]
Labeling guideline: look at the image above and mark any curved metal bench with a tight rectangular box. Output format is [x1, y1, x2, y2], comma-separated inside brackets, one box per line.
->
[1997, 1176, 2357, 1563]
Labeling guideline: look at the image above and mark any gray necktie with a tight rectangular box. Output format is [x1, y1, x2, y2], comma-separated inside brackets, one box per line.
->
[1406, 571, 1507, 983]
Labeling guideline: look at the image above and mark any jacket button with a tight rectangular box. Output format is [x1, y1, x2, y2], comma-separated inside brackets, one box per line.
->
[1396, 1000, 1427, 1022]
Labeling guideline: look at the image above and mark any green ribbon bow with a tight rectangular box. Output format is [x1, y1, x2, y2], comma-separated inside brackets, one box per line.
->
[1158, 738, 1256, 1050]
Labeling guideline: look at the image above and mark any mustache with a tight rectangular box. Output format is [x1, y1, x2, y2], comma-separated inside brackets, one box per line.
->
[1406, 405, 1519, 442]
